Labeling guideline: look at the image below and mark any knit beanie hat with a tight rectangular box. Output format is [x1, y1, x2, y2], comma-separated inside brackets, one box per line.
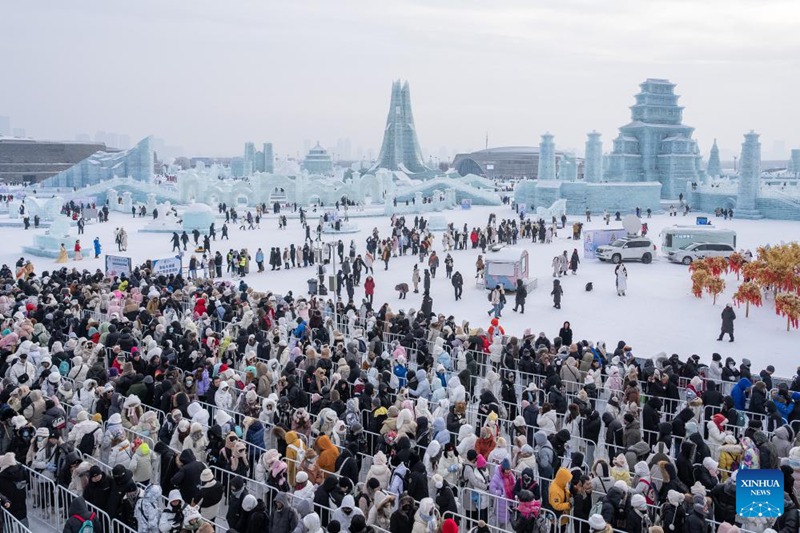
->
[242, 494, 258, 512]
[667, 490, 684, 507]
[631, 494, 647, 510]
[692, 494, 706, 514]
[588, 514, 606, 531]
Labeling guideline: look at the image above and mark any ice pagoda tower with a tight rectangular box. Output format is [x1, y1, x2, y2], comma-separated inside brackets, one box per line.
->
[706, 139, 721, 178]
[538, 133, 556, 180]
[369, 80, 432, 178]
[605, 79, 702, 199]
[584, 131, 603, 182]
[736, 131, 763, 219]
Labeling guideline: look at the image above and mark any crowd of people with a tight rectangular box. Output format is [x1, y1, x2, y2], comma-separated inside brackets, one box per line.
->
[0, 202, 798, 533]
[0, 259, 796, 533]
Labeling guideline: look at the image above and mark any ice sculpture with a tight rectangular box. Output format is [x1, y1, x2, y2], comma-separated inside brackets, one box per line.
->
[40, 137, 154, 188]
[537, 133, 556, 180]
[736, 131, 763, 219]
[369, 80, 434, 178]
[584, 132, 603, 182]
[605, 79, 702, 198]
[181, 202, 215, 233]
[706, 139, 722, 178]
[22, 215, 74, 258]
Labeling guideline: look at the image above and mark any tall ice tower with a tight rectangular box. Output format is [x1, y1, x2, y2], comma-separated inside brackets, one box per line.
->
[369, 80, 431, 177]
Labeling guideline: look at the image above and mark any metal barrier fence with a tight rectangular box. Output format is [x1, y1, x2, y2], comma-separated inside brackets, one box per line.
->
[1, 507, 32, 533]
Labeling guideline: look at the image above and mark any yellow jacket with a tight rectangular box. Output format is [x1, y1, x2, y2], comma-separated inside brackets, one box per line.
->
[549, 467, 572, 516]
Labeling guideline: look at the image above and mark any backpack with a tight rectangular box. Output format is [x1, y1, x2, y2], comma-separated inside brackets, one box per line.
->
[532, 514, 550, 533]
[73, 513, 96, 533]
[59, 360, 71, 376]
[487, 291, 493, 302]
[640, 479, 657, 505]
[78, 427, 101, 456]
[585, 282, 593, 292]
[288, 443, 305, 465]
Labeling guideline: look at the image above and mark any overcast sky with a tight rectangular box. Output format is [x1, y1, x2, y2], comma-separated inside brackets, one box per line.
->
[2, 0, 798, 160]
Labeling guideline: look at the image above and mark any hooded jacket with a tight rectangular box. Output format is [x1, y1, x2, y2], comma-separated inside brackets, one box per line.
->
[133, 484, 162, 533]
[731, 377, 751, 411]
[170, 449, 204, 503]
[64, 497, 99, 533]
[315, 435, 339, 477]
[269, 492, 300, 533]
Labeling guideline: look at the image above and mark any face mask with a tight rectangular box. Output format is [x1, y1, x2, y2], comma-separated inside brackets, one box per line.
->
[186, 379, 193, 386]
[728, 363, 735, 368]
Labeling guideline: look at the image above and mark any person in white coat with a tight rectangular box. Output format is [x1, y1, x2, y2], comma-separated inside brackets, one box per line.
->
[366, 451, 392, 489]
[214, 381, 233, 411]
[7, 354, 36, 386]
[615, 263, 628, 296]
[67, 410, 103, 456]
[67, 355, 89, 386]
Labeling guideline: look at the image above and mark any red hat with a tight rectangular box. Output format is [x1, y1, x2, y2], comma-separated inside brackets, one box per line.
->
[220, 364, 229, 372]
[442, 518, 459, 533]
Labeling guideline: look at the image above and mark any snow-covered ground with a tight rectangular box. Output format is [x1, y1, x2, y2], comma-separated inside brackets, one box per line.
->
[6, 204, 800, 375]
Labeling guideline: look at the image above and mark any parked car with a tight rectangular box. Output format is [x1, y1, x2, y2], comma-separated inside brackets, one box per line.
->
[667, 242, 736, 265]
[596, 237, 656, 264]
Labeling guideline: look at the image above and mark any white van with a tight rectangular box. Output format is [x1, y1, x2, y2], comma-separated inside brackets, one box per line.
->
[659, 226, 737, 255]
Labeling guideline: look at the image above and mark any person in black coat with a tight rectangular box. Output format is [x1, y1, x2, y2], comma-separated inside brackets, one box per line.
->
[709, 479, 737, 524]
[513, 279, 528, 313]
[558, 321, 573, 347]
[170, 449, 204, 504]
[749, 380, 768, 419]
[314, 476, 340, 526]
[406, 459, 429, 501]
[688, 432, 711, 463]
[642, 397, 662, 448]
[686, 496, 708, 533]
[63, 496, 100, 533]
[334, 448, 359, 489]
[241, 496, 269, 533]
[676, 440, 696, 489]
[83, 465, 111, 512]
[433, 477, 459, 522]
[107, 464, 132, 522]
[600, 486, 629, 530]
[771, 492, 799, 533]
[718, 304, 736, 341]
[571, 475, 593, 533]
[389, 494, 415, 533]
[226, 476, 248, 530]
[0, 453, 27, 525]
[451, 271, 464, 300]
[602, 412, 624, 458]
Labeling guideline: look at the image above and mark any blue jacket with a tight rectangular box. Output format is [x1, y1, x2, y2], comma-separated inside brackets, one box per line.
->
[731, 377, 752, 411]
[393, 364, 407, 388]
[245, 420, 266, 463]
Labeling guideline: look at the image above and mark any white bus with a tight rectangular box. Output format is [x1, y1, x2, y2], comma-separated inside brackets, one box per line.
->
[659, 226, 737, 255]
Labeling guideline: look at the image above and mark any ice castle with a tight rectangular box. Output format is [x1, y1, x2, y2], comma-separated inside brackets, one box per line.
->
[516, 79, 703, 215]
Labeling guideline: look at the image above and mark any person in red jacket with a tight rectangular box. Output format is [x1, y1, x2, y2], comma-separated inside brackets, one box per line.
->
[364, 276, 375, 305]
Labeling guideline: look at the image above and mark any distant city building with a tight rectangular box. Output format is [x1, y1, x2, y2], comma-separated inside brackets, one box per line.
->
[369, 80, 433, 177]
[0, 138, 111, 183]
[0, 116, 9, 136]
[263, 143, 274, 173]
[243, 141, 275, 174]
[605, 78, 702, 198]
[244, 142, 255, 175]
[303, 142, 333, 174]
[39, 137, 154, 187]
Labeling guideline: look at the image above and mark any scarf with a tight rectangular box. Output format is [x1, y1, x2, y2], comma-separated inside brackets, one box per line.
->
[501, 470, 515, 498]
